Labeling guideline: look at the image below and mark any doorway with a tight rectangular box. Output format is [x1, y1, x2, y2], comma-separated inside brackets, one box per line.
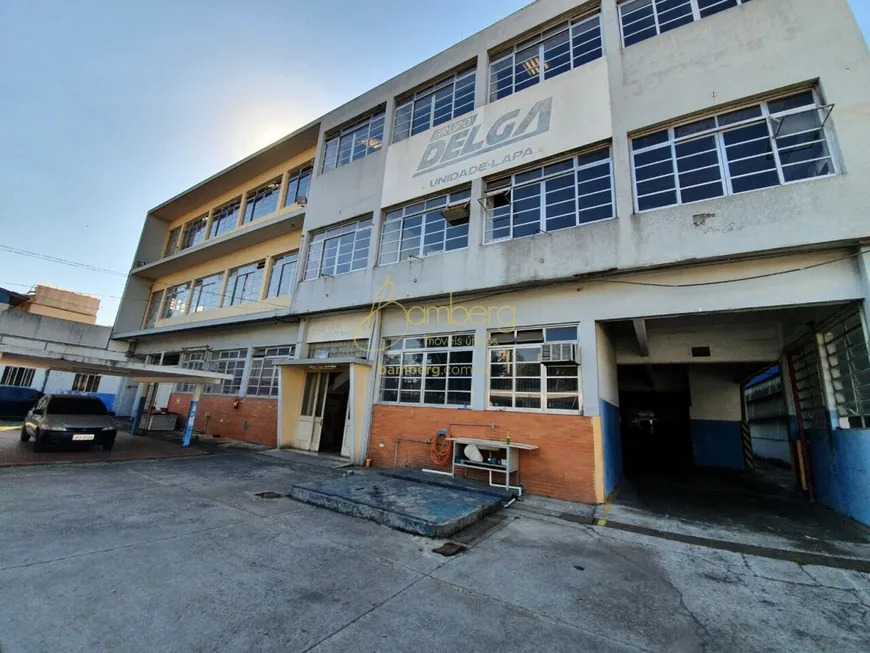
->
[295, 370, 350, 456]
[618, 365, 693, 476]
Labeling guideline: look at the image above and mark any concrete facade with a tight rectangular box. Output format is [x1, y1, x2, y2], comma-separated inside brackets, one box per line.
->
[111, 0, 870, 517]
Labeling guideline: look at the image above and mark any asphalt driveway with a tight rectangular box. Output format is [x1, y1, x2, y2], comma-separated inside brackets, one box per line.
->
[0, 450, 867, 653]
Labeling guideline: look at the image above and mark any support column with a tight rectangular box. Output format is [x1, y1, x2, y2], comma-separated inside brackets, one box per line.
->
[129, 382, 151, 436]
[182, 383, 202, 447]
[856, 246, 870, 343]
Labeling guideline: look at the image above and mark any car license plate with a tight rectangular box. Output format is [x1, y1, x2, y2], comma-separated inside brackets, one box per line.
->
[72, 433, 95, 441]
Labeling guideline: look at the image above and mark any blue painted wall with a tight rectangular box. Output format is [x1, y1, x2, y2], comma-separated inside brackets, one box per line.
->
[600, 399, 622, 496]
[807, 428, 870, 527]
[691, 420, 745, 469]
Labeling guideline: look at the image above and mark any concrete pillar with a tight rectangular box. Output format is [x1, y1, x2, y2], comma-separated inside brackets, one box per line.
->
[129, 382, 151, 436]
[856, 246, 870, 345]
[182, 383, 202, 447]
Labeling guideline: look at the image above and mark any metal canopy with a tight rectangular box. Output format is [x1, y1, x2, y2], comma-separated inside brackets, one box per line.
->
[0, 344, 232, 384]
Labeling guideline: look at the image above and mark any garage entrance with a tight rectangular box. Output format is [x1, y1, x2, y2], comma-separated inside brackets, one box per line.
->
[596, 302, 870, 542]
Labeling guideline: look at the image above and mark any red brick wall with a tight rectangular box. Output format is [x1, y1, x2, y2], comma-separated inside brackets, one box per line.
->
[368, 405, 598, 503]
[169, 394, 277, 448]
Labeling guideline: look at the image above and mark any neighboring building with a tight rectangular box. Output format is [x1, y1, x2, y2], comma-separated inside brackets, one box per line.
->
[0, 286, 131, 413]
[113, 0, 870, 525]
[1, 284, 101, 324]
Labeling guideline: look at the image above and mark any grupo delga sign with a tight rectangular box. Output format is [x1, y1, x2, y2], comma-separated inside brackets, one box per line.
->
[381, 61, 612, 206]
[414, 98, 552, 186]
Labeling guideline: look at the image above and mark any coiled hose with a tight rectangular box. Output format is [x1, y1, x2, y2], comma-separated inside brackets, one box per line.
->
[430, 429, 452, 466]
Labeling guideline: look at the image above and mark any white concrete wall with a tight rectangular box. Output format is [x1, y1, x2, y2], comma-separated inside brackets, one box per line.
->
[689, 367, 743, 422]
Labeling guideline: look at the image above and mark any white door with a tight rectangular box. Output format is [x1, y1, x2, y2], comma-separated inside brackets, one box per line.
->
[153, 383, 173, 410]
[115, 383, 139, 417]
[294, 372, 329, 451]
[340, 402, 352, 458]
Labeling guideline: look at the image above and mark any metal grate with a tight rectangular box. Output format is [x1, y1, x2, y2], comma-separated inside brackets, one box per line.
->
[789, 339, 827, 432]
[821, 310, 870, 429]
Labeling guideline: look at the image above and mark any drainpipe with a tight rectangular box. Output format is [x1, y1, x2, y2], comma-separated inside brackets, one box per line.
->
[40, 369, 51, 393]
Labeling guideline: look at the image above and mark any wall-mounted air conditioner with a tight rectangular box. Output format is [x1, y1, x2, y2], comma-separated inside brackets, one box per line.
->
[441, 201, 470, 224]
[539, 343, 579, 364]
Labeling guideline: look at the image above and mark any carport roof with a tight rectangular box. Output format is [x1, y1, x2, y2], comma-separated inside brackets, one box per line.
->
[0, 344, 233, 384]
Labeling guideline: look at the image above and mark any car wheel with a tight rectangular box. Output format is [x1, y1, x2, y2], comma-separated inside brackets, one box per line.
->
[20, 424, 30, 442]
[32, 430, 45, 452]
[103, 436, 116, 452]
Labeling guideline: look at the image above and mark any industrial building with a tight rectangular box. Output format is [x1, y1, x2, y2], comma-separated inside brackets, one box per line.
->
[0, 286, 133, 413]
[111, 0, 870, 525]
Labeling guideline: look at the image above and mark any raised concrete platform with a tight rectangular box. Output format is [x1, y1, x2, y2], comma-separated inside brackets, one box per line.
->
[290, 471, 507, 538]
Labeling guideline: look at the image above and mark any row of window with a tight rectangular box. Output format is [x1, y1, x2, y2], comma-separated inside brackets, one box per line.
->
[304, 88, 835, 278]
[142, 87, 836, 327]
[0, 366, 101, 393]
[320, 0, 755, 174]
[156, 0, 759, 265]
[164, 164, 312, 258]
[156, 0, 760, 267]
[378, 327, 581, 412]
[175, 346, 294, 397]
[619, 0, 752, 47]
[143, 251, 298, 328]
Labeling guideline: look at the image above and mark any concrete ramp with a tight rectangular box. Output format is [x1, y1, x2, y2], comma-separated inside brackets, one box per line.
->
[290, 472, 507, 538]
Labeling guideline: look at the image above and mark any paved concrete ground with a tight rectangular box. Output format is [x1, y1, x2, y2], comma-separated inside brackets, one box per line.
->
[0, 451, 868, 653]
[0, 425, 205, 466]
[604, 468, 870, 563]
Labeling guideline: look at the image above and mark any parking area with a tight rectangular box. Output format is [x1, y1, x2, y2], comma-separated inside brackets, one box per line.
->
[0, 421, 205, 466]
[0, 450, 868, 653]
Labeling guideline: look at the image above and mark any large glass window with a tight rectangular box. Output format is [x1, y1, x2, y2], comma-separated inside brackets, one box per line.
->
[393, 68, 476, 143]
[321, 111, 385, 172]
[190, 273, 224, 313]
[619, 0, 753, 47]
[485, 148, 613, 242]
[243, 178, 281, 224]
[164, 227, 181, 257]
[631, 90, 836, 212]
[1, 366, 35, 387]
[304, 218, 372, 280]
[379, 189, 471, 265]
[488, 326, 580, 411]
[822, 310, 870, 429]
[209, 198, 241, 238]
[284, 165, 312, 208]
[205, 349, 247, 395]
[143, 290, 165, 329]
[247, 346, 294, 397]
[175, 351, 206, 393]
[490, 14, 602, 102]
[267, 252, 298, 298]
[225, 261, 265, 305]
[379, 333, 475, 406]
[161, 283, 190, 319]
[180, 215, 208, 250]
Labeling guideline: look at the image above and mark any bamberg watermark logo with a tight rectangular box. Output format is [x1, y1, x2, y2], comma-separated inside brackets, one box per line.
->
[354, 276, 516, 354]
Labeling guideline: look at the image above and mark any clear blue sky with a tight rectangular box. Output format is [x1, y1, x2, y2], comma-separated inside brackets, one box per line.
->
[0, 0, 867, 325]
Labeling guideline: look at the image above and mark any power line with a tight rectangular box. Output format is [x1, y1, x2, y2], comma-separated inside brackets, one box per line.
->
[0, 245, 129, 277]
